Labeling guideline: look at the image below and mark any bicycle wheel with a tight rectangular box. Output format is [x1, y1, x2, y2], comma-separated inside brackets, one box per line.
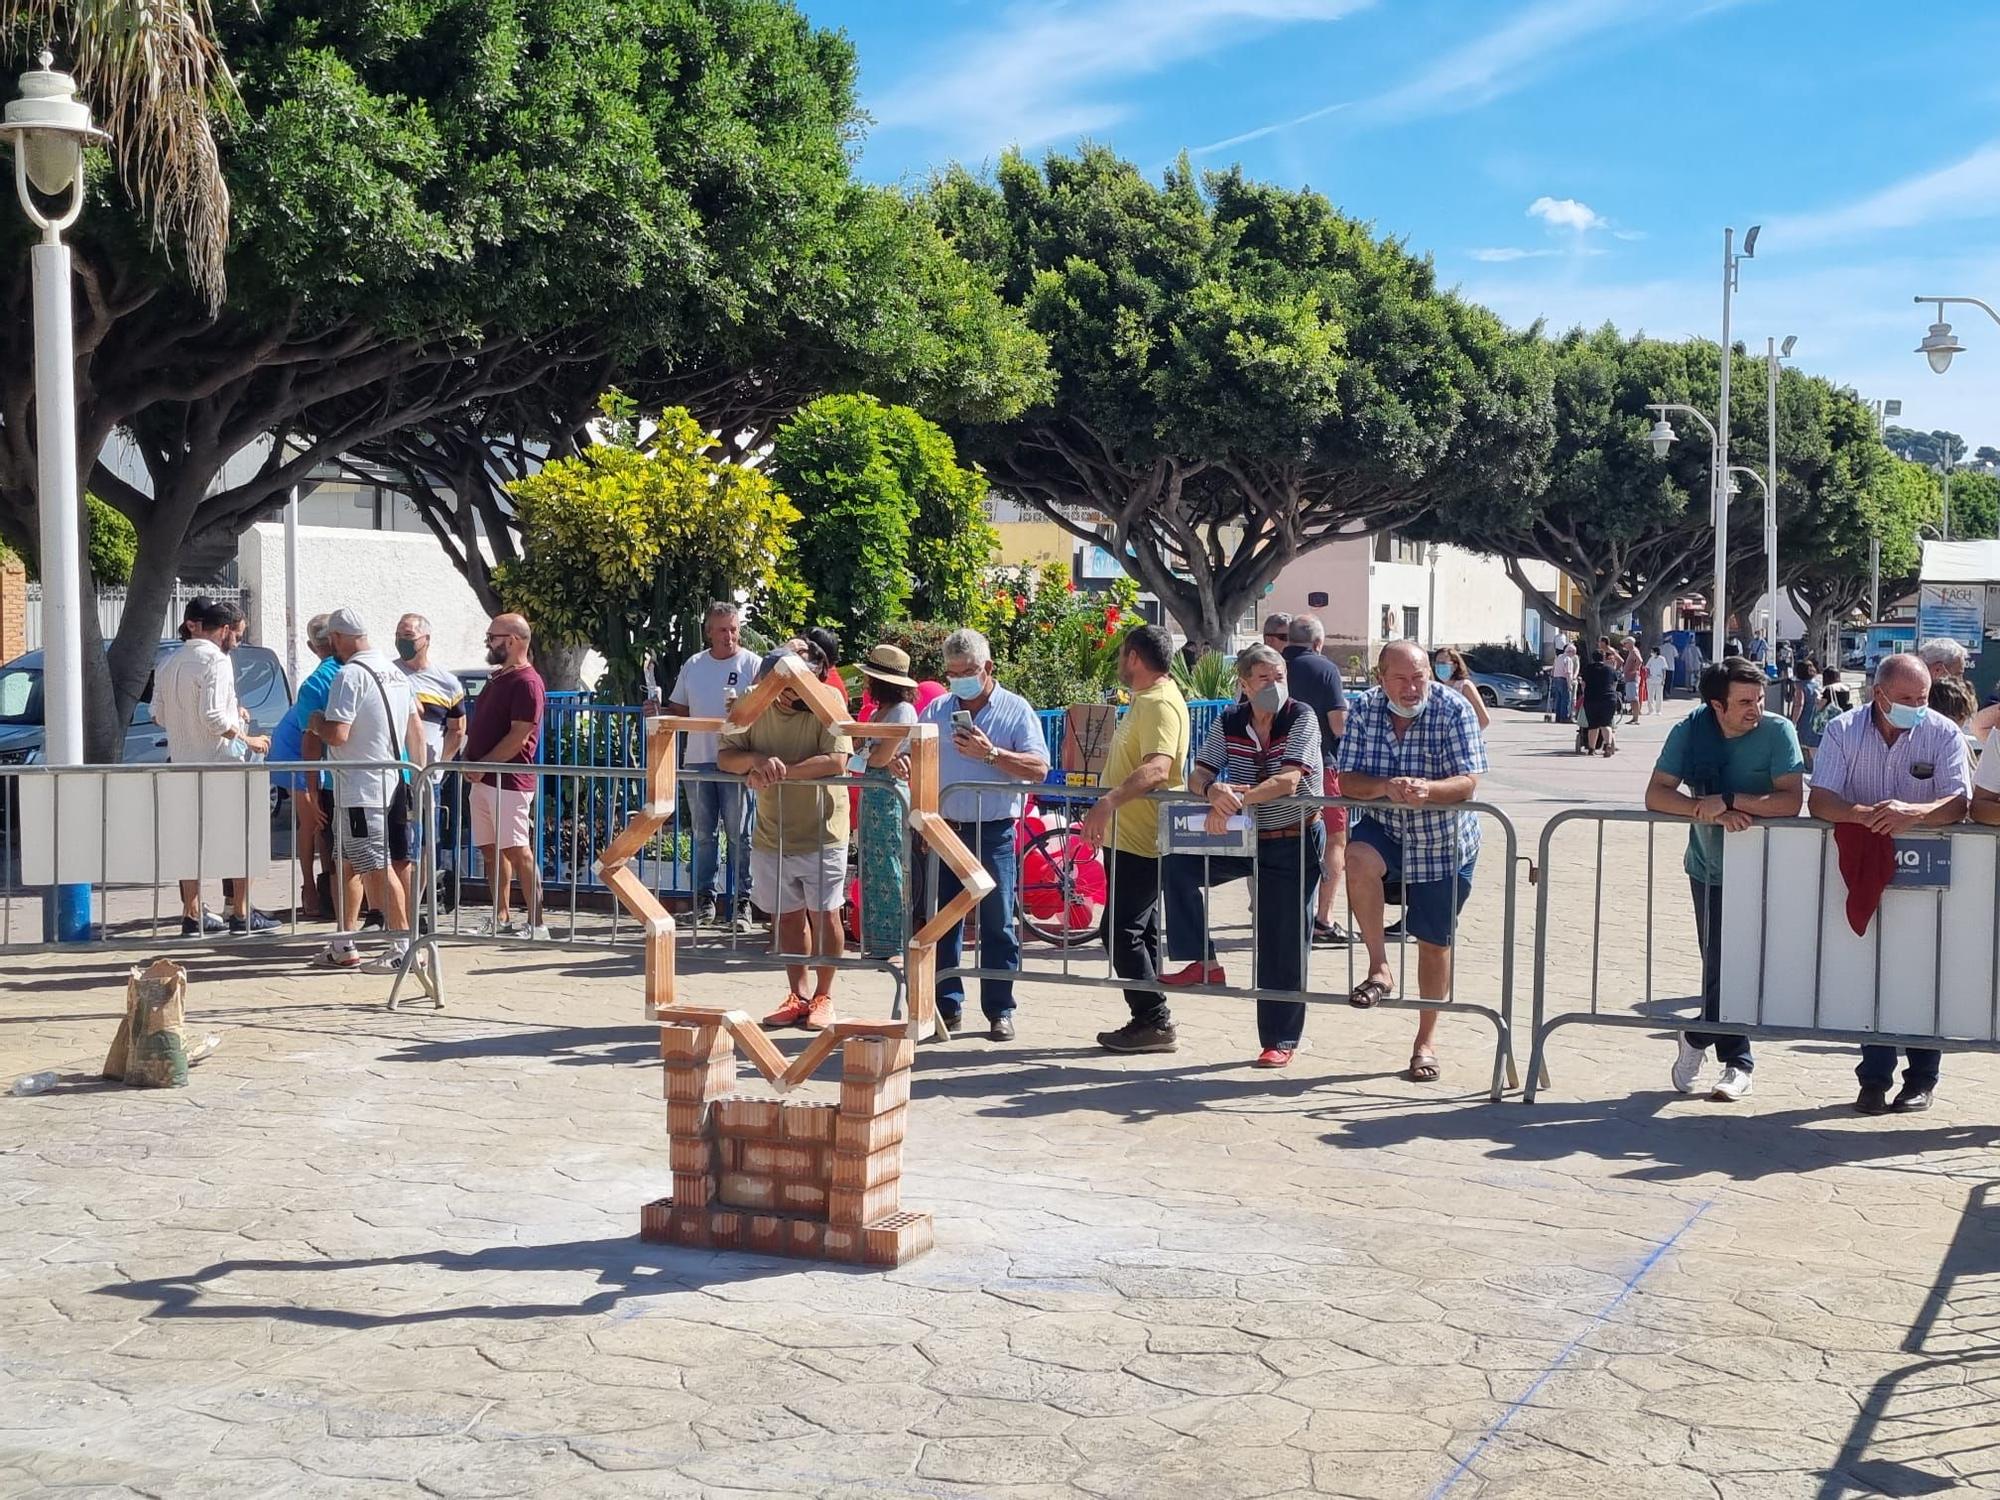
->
[1015, 825, 1104, 948]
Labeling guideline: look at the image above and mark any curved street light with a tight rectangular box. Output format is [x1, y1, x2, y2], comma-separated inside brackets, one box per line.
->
[0, 53, 108, 943]
[1911, 295, 2000, 374]
[1647, 402, 1729, 658]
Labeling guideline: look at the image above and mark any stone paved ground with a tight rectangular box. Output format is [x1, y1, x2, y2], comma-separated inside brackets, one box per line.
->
[3, 706, 1999, 1499]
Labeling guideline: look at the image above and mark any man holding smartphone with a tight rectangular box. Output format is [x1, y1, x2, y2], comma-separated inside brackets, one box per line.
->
[919, 628, 1049, 1040]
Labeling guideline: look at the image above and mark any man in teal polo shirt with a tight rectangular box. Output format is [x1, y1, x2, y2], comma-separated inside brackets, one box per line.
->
[268, 613, 342, 919]
[1644, 657, 1805, 1103]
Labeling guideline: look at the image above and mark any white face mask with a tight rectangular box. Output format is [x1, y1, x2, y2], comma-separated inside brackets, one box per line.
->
[1386, 688, 1428, 720]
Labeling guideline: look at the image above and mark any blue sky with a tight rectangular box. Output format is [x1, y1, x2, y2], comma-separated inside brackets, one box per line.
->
[814, 0, 2000, 448]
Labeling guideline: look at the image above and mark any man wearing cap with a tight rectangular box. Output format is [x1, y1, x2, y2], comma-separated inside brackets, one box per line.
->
[919, 627, 1049, 1041]
[309, 609, 427, 973]
[718, 640, 853, 1031]
[661, 601, 762, 930]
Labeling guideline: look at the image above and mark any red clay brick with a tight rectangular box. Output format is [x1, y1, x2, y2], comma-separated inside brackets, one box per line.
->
[841, 1036, 914, 1082]
[778, 1179, 829, 1215]
[832, 1106, 908, 1154]
[778, 1101, 837, 1143]
[746, 1214, 785, 1255]
[862, 1209, 934, 1266]
[713, 1096, 782, 1137]
[822, 1223, 862, 1261]
[666, 1100, 712, 1138]
[639, 1195, 674, 1242]
[670, 1171, 715, 1209]
[706, 1209, 744, 1250]
[668, 1136, 715, 1175]
[786, 1218, 826, 1259]
[828, 1180, 901, 1227]
[665, 1059, 735, 1103]
[829, 1142, 903, 1191]
[739, 1140, 822, 1178]
[660, 1024, 732, 1063]
[667, 1205, 711, 1249]
[839, 1068, 912, 1117]
[719, 1171, 778, 1211]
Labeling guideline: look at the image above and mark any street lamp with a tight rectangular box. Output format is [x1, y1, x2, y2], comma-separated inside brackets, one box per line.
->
[1911, 295, 2000, 374]
[1646, 401, 1729, 658]
[1, 53, 108, 942]
[1764, 336, 1795, 655]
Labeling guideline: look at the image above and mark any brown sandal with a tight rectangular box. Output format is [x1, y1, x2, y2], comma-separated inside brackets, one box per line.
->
[1349, 977, 1394, 1009]
[1408, 1051, 1441, 1083]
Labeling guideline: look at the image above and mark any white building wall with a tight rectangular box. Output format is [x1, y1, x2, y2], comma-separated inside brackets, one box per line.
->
[1265, 536, 1558, 657]
[238, 522, 496, 677]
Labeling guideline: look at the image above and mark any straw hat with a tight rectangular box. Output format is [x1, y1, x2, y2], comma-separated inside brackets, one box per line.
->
[860, 643, 917, 689]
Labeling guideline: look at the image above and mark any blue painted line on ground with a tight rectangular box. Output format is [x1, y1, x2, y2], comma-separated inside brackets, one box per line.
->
[1429, 1197, 1715, 1499]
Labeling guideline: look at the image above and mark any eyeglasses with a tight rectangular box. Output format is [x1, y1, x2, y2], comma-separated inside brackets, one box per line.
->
[484, 634, 516, 645]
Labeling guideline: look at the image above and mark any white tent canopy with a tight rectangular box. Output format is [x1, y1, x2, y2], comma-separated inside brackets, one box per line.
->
[1920, 539, 2000, 583]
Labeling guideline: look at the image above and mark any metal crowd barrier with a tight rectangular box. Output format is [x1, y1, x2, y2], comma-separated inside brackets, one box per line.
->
[1525, 808, 2000, 1102]
[0, 758, 438, 1009]
[921, 778, 1522, 1099]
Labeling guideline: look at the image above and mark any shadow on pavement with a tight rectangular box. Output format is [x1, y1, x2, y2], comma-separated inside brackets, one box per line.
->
[94, 1234, 833, 1329]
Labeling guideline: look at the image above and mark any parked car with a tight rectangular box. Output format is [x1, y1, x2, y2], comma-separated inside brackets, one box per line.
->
[1469, 670, 1545, 710]
[0, 640, 293, 764]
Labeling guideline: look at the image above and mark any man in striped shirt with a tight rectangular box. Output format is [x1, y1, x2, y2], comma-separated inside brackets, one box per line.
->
[1339, 640, 1488, 1083]
[1808, 653, 1969, 1115]
[1160, 643, 1323, 1068]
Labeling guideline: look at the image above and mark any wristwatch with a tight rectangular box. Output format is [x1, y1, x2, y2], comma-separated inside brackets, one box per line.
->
[984, 745, 1000, 765]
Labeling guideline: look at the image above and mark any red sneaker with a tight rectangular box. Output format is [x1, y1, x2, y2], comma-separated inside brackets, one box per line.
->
[761, 993, 812, 1029]
[1252, 1048, 1294, 1069]
[1160, 961, 1225, 988]
[803, 993, 836, 1031]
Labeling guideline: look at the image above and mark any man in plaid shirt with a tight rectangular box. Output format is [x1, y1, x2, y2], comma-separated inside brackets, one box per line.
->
[1337, 640, 1488, 1083]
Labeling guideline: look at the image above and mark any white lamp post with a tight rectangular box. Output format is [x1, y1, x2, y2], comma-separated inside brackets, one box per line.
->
[1764, 336, 1794, 653]
[1646, 401, 1729, 659]
[1, 53, 108, 942]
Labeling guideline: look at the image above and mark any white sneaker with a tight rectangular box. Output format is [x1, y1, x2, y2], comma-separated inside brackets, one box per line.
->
[1672, 1036, 1709, 1094]
[515, 924, 553, 942]
[361, 946, 409, 976]
[475, 915, 517, 937]
[1711, 1065, 1754, 1102]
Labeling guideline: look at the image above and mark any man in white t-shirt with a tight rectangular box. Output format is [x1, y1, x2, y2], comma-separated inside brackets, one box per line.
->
[660, 600, 762, 928]
[309, 608, 426, 973]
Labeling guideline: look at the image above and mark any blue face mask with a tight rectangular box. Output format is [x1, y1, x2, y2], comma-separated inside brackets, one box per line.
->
[1885, 700, 1927, 731]
[948, 675, 984, 701]
[1435, 661, 1454, 680]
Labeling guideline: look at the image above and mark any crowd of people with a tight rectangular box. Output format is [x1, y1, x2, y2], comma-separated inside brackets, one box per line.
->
[1646, 637, 2000, 1116]
[160, 598, 548, 973]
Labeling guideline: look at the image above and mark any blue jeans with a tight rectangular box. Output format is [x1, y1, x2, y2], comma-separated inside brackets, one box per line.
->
[1550, 678, 1574, 723]
[934, 819, 1020, 1020]
[1858, 1044, 1940, 1092]
[687, 764, 748, 902]
[1162, 823, 1323, 1049]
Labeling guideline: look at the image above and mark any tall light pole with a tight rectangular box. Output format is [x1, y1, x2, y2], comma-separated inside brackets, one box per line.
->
[1941, 451, 1956, 542]
[1646, 402, 1726, 656]
[1765, 335, 1795, 648]
[1713, 226, 1759, 661]
[1, 54, 108, 943]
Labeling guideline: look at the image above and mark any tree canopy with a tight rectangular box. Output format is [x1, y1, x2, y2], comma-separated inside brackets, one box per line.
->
[931, 147, 1552, 653]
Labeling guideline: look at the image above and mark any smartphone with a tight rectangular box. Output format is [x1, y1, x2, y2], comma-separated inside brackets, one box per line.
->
[952, 710, 972, 732]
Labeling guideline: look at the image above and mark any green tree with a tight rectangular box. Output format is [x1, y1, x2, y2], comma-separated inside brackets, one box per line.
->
[769, 394, 995, 646]
[1944, 469, 1998, 540]
[1883, 426, 1966, 469]
[497, 405, 801, 704]
[931, 148, 1551, 654]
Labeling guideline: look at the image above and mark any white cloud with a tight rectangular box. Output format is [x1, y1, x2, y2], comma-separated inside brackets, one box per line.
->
[1528, 196, 1608, 233]
[867, 0, 1374, 159]
[1771, 139, 2000, 246]
[1468, 247, 1559, 262]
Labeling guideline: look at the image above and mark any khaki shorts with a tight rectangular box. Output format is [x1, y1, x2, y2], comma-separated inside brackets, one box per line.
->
[471, 783, 534, 851]
[751, 846, 848, 914]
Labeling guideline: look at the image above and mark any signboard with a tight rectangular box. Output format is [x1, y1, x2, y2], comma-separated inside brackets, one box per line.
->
[1985, 585, 2000, 642]
[1892, 836, 1952, 888]
[1917, 582, 1984, 653]
[1159, 806, 1255, 857]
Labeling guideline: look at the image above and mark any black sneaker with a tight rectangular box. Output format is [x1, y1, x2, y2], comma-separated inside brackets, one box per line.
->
[1098, 1018, 1178, 1054]
[1855, 1084, 1892, 1116]
[180, 910, 227, 938]
[229, 910, 281, 937]
[361, 909, 385, 932]
[694, 896, 720, 926]
[1312, 920, 1351, 947]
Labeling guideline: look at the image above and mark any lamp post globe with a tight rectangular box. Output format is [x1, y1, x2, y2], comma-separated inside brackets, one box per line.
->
[1646, 418, 1676, 460]
[1918, 321, 1961, 375]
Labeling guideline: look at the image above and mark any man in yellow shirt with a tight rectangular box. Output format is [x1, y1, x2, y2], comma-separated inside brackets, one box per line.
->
[1080, 624, 1190, 1052]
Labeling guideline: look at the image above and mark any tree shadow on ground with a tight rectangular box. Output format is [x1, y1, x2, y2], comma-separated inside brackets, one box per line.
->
[93, 1233, 839, 1330]
[1317, 1086, 2000, 1185]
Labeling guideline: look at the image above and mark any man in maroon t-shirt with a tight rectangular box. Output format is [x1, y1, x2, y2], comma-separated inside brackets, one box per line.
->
[465, 612, 548, 938]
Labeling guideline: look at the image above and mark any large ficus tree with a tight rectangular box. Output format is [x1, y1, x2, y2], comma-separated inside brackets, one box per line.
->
[930, 147, 1553, 654]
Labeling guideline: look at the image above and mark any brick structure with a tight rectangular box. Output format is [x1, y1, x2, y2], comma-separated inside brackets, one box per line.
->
[640, 1021, 931, 1266]
[0, 556, 27, 666]
[611, 655, 974, 1267]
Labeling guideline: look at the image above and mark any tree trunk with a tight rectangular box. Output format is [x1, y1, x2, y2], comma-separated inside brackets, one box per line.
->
[533, 639, 589, 693]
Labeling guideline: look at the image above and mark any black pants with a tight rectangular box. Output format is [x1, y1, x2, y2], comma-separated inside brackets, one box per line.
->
[1105, 849, 1169, 1027]
[1163, 824, 1324, 1048]
[1686, 878, 1752, 1070]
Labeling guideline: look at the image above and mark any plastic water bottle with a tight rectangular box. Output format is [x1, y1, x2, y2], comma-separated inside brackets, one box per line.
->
[11, 1071, 56, 1096]
[187, 1034, 222, 1065]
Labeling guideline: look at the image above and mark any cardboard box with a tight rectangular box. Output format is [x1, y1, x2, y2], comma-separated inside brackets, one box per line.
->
[1061, 703, 1121, 776]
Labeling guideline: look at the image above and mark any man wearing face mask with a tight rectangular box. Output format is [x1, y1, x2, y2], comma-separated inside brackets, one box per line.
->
[1808, 653, 1970, 1114]
[919, 628, 1050, 1040]
[1160, 643, 1323, 1068]
[1339, 640, 1488, 1084]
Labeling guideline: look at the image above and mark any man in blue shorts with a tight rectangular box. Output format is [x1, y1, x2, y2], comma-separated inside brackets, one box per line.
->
[1338, 640, 1488, 1084]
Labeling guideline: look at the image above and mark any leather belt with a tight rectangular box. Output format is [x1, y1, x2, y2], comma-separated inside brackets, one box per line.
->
[1257, 826, 1302, 841]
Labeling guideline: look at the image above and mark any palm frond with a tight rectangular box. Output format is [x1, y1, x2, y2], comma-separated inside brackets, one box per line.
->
[3, 0, 237, 306]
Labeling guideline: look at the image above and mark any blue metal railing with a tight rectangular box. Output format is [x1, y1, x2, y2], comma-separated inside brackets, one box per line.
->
[438, 693, 1232, 897]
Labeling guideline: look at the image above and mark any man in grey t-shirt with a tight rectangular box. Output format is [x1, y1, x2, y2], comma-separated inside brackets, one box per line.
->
[310, 608, 427, 973]
[661, 600, 762, 927]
